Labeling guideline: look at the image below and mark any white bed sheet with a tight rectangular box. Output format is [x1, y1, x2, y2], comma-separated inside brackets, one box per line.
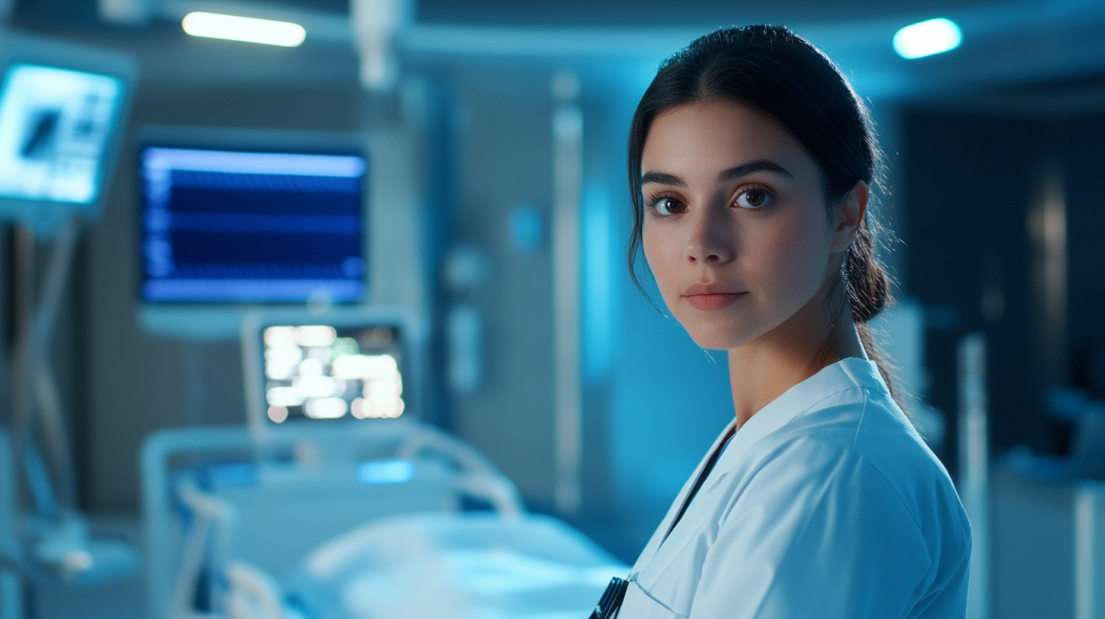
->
[285, 512, 627, 619]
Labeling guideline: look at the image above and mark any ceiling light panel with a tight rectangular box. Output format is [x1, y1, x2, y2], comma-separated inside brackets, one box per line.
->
[893, 18, 962, 59]
[182, 12, 307, 47]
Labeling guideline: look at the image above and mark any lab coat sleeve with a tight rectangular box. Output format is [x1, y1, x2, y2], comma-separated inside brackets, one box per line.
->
[689, 437, 934, 619]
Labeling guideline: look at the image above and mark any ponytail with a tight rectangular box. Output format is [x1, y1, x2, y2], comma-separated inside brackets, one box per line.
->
[844, 211, 906, 413]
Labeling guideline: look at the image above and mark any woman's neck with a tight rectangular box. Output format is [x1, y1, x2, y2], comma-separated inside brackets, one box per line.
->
[727, 298, 867, 429]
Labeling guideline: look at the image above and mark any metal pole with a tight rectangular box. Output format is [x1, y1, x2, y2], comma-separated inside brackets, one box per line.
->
[552, 70, 583, 515]
[31, 214, 82, 513]
[959, 332, 990, 619]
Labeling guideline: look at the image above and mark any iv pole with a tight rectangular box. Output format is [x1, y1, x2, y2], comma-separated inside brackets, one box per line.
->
[6, 213, 136, 592]
[11, 214, 87, 573]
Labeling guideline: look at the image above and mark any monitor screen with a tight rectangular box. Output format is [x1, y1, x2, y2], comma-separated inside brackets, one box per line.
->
[0, 64, 123, 204]
[261, 323, 405, 424]
[139, 146, 367, 303]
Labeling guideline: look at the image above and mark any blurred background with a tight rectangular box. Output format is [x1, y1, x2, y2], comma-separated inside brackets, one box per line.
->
[1, 0, 1105, 618]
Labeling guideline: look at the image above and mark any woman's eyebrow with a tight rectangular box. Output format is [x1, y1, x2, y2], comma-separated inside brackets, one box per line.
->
[717, 159, 793, 182]
[641, 171, 685, 186]
[641, 160, 793, 187]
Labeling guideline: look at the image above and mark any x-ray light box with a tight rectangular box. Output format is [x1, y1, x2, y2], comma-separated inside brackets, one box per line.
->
[0, 65, 122, 205]
[0, 28, 136, 232]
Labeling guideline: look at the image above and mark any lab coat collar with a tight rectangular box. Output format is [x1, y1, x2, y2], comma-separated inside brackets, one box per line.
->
[631, 413, 738, 580]
[631, 357, 884, 579]
[712, 356, 882, 481]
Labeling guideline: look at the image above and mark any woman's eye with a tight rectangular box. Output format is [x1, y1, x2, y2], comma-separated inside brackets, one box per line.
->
[735, 189, 772, 209]
[652, 196, 685, 215]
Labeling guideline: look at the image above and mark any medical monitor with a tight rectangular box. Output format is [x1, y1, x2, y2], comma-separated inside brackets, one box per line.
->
[263, 323, 404, 424]
[242, 308, 422, 438]
[138, 145, 368, 304]
[0, 30, 135, 230]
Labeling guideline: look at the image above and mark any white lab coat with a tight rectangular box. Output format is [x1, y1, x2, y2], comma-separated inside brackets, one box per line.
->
[619, 357, 971, 619]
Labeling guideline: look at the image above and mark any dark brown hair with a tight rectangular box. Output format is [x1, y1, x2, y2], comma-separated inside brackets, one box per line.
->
[627, 25, 902, 403]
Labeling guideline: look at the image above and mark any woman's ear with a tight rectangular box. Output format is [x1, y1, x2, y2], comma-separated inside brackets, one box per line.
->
[831, 182, 868, 253]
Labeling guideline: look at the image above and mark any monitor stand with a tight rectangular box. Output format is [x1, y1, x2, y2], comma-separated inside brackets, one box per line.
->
[6, 216, 137, 588]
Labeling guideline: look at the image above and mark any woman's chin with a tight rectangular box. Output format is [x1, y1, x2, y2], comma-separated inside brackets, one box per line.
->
[681, 323, 752, 352]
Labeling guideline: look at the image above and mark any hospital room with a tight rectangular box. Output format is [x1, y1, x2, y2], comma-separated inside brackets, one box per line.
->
[1, 0, 1105, 617]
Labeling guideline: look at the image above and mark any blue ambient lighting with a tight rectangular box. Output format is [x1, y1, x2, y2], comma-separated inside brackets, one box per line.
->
[356, 460, 415, 485]
[893, 18, 962, 59]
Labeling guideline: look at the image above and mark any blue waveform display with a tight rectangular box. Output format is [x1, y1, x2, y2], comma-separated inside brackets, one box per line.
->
[139, 147, 367, 303]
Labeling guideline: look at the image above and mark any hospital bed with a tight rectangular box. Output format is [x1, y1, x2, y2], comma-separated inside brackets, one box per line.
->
[142, 309, 625, 619]
[143, 421, 625, 619]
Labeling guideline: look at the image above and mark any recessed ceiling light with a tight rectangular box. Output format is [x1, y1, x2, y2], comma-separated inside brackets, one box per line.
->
[893, 18, 962, 59]
[182, 12, 306, 47]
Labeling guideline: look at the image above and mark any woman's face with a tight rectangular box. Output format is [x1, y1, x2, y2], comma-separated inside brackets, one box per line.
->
[640, 101, 860, 351]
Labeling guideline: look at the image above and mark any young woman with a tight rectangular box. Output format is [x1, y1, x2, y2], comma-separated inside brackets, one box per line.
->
[594, 25, 971, 619]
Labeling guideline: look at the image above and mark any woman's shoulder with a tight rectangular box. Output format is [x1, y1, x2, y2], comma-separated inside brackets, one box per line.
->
[778, 359, 949, 477]
[760, 367, 970, 546]
[726, 358, 968, 537]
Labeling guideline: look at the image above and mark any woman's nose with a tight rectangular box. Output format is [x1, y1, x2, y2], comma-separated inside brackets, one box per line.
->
[684, 206, 734, 264]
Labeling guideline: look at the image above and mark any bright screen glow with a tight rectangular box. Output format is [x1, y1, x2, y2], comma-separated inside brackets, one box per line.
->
[357, 460, 415, 484]
[182, 12, 306, 47]
[139, 146, 367, 303]
[893, 18, 962, 59]
[263, 324, 405, 424]
[0, 65, 122, 204]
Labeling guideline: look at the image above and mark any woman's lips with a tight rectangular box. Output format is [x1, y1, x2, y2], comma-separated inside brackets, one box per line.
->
[684, 292, 747, 311]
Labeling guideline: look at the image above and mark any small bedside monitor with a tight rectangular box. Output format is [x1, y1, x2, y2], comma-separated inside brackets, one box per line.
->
[262, 322, 405, 424]
[242, 308, 422, 438]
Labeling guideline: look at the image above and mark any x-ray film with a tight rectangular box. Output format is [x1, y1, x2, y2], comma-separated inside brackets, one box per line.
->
[0, 64, 122, 204]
